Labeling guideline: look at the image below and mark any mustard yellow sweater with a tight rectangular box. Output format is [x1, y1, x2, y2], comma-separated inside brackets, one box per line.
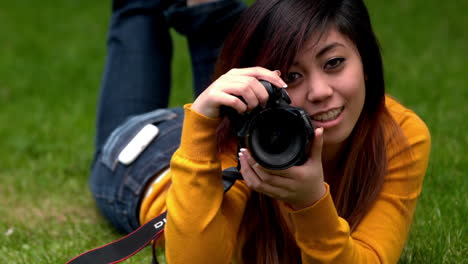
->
[140, 96, 431, 263]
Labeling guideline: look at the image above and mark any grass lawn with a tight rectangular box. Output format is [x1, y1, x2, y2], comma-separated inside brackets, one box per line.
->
[0, 0, 466, 263]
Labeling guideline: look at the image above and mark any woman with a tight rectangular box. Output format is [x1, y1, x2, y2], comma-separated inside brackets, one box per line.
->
[140, 0, 431, 263]
[92, 0, 431, 263]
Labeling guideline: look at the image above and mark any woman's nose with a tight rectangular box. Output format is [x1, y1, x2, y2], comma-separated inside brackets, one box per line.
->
[306, 77, 333, 103]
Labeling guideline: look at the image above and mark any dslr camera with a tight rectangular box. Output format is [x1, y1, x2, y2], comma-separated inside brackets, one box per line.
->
[226, 80, 315, 170]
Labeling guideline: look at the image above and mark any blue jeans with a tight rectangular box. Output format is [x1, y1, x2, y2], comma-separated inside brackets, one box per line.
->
[90, 0, 246, 234]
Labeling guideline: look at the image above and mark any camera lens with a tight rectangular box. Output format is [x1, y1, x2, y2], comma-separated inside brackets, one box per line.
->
[248, 108, 309, 170]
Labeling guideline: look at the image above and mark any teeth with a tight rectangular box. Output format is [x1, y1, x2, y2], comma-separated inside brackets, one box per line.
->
[312, 107, 343, 122]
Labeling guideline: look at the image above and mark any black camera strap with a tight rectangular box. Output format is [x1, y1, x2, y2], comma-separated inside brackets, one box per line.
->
[67, 167, 242, 264]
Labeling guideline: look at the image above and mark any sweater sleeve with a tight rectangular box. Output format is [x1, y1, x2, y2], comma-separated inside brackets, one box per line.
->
[164, 104, 250, 264]
[286, 106, 431, 263]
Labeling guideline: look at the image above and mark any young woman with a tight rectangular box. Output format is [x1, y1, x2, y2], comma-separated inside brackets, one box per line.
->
[91, 0, 431, 263]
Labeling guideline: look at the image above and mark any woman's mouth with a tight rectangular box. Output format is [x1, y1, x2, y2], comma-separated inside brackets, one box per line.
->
[311, 107, 344, 122]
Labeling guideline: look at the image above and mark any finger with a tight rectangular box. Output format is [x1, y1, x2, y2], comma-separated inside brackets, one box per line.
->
[210, 77, 257, 113]
[249, 149, 293, 179]
[240, 148, 296, 189]
[228, 67, 288, 89]
[310, 127, 324, 161]
[238, 149, 263, 187]
[255, 181, 291, 201]
[241, 148, 274, 182]
[240, 154, 290, 198]
[216, 76, 263, 112]
[262, 166, 294, 178]
[232, 77, 263, 111]
[247, 78, 270, 108]
[240, 148, 263, 176]
[214, 90, 249, 114]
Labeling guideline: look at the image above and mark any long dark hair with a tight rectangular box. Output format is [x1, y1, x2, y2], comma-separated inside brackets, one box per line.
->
[214, 0, 405, 263]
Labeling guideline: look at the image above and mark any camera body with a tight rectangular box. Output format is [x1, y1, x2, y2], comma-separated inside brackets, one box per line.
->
[227, 80, 315, 170]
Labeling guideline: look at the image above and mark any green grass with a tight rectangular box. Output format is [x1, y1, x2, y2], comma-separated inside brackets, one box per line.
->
[0, 0, 466, 263]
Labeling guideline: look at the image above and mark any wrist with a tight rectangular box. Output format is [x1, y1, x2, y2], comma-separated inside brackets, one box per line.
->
[191, 100, 221, 119]
[288, 183, 327, 211]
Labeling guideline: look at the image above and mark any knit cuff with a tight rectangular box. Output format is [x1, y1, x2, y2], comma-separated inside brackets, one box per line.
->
[178, 104, 221, 161]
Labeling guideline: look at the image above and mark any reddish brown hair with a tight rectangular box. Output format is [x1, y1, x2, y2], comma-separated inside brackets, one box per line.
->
[213, 0, 407, 263]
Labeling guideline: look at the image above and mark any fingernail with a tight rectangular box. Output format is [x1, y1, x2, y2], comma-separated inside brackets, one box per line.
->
[279, 79, 288, 88]
[238, 152, 243, 157]
[240, 148, 247, 152]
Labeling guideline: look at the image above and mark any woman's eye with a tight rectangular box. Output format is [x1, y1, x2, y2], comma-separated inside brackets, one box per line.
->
[324, 57, 345, 70]
[285, 72, 302, 84]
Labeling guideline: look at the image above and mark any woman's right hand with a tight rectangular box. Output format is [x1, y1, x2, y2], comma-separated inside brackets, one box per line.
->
[191, 67, 288, 118]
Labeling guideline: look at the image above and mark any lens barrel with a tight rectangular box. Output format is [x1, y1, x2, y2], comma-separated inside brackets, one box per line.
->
[245, 107, 314, 170]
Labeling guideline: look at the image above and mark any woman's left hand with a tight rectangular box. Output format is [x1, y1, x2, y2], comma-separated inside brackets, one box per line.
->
[238, 127, 327, 210]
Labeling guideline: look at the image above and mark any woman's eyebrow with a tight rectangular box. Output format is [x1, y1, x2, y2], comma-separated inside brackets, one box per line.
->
[316, 42, 345, 58]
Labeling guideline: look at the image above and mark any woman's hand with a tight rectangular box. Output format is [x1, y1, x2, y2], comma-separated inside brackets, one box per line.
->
[191, 67, 288, 118]
[238, 127, 327, 210]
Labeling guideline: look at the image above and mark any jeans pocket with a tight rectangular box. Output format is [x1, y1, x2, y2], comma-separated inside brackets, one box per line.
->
[100, 108, 182, 171]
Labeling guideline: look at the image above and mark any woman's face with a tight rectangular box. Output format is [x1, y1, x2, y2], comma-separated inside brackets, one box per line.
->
[285, 28, 366, 153]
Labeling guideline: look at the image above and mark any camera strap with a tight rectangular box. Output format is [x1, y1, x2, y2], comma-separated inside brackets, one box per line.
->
[67, 167, 243, 264]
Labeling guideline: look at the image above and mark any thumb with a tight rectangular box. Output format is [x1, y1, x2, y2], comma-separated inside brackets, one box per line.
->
[310, 127, 324, 161]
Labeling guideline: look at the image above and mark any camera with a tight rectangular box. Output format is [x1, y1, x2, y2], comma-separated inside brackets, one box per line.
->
[226, 80, 315, 170]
